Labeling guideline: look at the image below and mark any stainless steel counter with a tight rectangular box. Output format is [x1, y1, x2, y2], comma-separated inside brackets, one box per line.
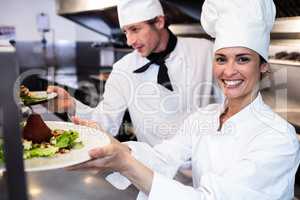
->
[0, 170, 138, 200]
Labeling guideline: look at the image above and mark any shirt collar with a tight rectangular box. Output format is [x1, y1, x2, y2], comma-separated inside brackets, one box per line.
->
[132, 38, 183, 72]
[218, 93, 265, 136]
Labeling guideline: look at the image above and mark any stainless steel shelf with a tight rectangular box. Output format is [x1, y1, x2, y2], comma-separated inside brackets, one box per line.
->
[269, 59, 300, 67]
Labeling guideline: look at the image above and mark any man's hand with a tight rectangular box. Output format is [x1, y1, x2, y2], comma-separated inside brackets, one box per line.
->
[46, 86, 75, 114]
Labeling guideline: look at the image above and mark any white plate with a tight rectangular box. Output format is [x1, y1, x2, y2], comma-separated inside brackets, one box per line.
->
[0, 121, 110, 172]
[22, 91, 57, 106]
[31, 91, 57, 99]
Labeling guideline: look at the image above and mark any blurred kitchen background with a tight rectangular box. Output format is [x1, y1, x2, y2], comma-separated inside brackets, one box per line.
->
[1, 0, 300, 161]
[1, 0, 299, 138]
[1, 0, 300, 199]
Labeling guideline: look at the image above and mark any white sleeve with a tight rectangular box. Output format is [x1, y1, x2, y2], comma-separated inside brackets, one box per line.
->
[75, 68, 129, 136]
[148, 131, 300, 200]
[106, 117, 193, 194]
[127, 116, 194, 177]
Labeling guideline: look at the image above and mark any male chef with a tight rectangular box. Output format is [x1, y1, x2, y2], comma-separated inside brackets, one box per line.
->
[47, 0, 218, 146]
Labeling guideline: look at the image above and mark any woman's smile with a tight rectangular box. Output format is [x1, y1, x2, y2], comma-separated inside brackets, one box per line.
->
[222, 79, 244, 88]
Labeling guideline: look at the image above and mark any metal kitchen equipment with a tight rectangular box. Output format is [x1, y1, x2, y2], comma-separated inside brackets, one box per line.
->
[55, 0, 300, 43]
[0, 42, 28, 200]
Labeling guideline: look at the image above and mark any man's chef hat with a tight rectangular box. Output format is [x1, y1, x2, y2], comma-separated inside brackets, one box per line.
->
[117, 0, 164, 28]
[201, 0, 276, 61]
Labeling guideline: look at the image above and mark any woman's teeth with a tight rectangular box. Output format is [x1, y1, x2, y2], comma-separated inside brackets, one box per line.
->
[223, 80, 243, 87]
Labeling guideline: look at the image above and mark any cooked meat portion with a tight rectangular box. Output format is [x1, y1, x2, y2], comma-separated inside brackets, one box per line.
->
[22, 114, 52, 143]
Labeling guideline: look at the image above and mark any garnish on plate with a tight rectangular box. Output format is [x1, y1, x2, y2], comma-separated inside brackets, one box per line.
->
[20, 85, 48, 105]
[0, 114, 84, 163]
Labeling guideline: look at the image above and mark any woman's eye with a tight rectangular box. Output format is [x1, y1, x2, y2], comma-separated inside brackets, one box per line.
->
[215, 57, 226, 64]
[237, 57, 250, 63]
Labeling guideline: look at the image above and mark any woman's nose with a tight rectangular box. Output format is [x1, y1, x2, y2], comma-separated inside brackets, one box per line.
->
[223, 61, 238, 76]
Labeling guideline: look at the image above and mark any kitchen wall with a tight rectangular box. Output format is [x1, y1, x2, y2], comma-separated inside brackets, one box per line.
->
[0, 0, 110, 69]
[0, 0, 108, 42]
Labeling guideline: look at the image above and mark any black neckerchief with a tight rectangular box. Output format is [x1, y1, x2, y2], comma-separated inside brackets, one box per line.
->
[133, 29, 177, 91]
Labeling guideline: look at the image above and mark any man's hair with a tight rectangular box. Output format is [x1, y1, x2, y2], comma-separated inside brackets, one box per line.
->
[146, 16, 170, 28]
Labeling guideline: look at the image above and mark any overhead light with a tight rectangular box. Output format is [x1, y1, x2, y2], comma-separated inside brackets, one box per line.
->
[57, 0, 118, 14]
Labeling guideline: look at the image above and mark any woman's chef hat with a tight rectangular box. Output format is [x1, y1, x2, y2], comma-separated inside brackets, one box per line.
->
[117, 0, 164, 28]
[201, 0, 276, 61]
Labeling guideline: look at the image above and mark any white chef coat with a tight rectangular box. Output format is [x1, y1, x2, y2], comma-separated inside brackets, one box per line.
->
[126, 93, 300, 200]
[76, 37, 220, 146]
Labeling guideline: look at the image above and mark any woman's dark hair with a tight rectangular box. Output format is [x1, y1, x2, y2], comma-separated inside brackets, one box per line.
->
[259, 55, 270, 80]
[259, 55, 267, 65]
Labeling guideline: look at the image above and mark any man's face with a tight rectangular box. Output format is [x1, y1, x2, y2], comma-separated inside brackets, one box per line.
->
[122, 21, 162, 57]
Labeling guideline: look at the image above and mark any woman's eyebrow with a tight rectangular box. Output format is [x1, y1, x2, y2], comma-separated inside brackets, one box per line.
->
[236, 53, 252, 57]
[215, 53, 252, 57]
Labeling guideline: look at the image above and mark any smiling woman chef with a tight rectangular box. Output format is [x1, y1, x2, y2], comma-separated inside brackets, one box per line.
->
[69, 0, 300, 199]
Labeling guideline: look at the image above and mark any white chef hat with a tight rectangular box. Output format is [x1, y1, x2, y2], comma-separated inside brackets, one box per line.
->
[201, 0, 276, 61]
[117, 0, 164, 28]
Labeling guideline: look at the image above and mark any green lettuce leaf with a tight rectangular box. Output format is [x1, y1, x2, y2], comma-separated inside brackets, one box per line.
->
[24, 145, 59, 159]
[0, 140, 4, 164]
[53, 130, 80, 149]
[0, 129, 83, 163]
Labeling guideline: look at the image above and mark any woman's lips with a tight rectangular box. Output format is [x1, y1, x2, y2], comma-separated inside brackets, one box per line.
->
[222, 79, 244, 88]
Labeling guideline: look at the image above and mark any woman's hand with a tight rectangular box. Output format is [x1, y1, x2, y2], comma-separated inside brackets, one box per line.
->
[68, 117, 132, 174]
[69, 142, 132, 173]
[68, 117, 154, 194]
[71, 116, 104, 132]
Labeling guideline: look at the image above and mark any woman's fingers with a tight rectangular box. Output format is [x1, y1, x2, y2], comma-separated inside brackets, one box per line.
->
[67, 154, 113, 171]
[88, 146, 114, 159]
[71, 116, 82, 125]
[66, 164, 108, 173]
[65, 143, 132, 173]
[72, 116, 95, 127]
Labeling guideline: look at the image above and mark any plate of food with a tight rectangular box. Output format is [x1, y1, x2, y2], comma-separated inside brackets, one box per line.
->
[20, 85, 57, 106]
[0, 114, 110, 172]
